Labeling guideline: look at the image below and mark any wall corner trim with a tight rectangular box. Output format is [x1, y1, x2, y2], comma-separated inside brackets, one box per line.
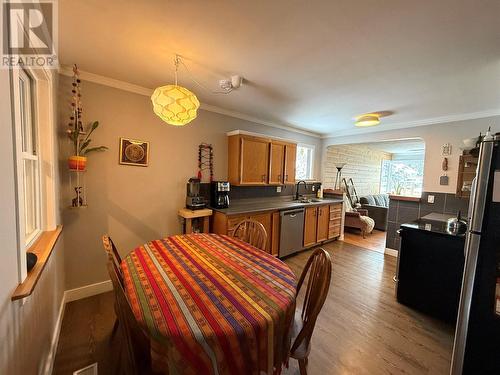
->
[43, 292, 66, 375]
[64, 279, 113, 303]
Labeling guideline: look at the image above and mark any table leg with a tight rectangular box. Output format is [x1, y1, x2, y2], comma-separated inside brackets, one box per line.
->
[203, 217, 210, 233]
[185, 218, 193, 234]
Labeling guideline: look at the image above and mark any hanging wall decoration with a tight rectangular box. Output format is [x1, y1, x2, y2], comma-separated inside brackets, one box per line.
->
[198, 143, 214, 182]
[67, 64, 108, 208]
[119, 137, 149, 166]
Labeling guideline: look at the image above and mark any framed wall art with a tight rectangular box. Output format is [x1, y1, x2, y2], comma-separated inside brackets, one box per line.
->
[119, 137, 149, 166]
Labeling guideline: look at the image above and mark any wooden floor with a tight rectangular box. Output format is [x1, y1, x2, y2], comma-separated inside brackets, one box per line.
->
[343, 228, 387, 254]
[53, 239, 454, 375]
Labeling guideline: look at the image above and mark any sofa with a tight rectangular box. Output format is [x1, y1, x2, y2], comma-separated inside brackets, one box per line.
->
[359, 194, 389, 231]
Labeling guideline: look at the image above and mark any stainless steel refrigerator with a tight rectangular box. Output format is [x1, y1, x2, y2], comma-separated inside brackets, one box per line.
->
[451, 132, 500, 374]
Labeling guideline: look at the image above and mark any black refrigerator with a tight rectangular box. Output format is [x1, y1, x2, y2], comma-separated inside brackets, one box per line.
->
[451, 132, 500, 374]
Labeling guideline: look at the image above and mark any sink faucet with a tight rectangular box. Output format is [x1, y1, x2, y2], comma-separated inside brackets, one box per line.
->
[295, 180, 307, 200]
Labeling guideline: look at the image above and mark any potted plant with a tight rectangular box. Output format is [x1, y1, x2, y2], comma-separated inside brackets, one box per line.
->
[67, 65, 107, 170]
[68, 120, 108, 170]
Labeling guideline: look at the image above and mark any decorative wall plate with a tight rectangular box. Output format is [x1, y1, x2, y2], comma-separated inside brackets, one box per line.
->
[119, 138, 149, 166]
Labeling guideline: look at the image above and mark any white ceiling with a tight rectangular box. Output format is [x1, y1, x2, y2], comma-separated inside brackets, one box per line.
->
[59, 0, 500, 136]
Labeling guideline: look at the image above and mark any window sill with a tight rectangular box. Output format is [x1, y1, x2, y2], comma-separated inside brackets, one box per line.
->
[11, 225, 63, 301]
[389, 195, 421, 202]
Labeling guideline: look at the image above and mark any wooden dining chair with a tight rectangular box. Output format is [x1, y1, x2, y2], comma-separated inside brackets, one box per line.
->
[290, 248, 332, 375]
[102, 234, 122, 271]
[106, 254, 151, 375]
[102, 235, 124, 339]
[232, 219, 268, 251]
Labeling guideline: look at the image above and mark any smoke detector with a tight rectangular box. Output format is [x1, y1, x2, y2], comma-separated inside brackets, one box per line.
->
[219, 75, 243, 91]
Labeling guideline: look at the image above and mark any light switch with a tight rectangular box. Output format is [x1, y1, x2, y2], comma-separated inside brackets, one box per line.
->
[428, 195, 435, 203]
[276, 186, 282, 193]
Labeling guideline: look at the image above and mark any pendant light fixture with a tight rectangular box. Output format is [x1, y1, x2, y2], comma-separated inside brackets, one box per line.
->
[151, 55, 200, 126]
[355, 114, 380, 127]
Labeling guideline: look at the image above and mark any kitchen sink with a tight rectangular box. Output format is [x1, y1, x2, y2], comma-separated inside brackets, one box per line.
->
[296, 198, 322, 204]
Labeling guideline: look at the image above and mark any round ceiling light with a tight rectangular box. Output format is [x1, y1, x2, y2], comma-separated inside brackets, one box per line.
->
[355, 114, 380, 127]
[151, 84, 200, 126]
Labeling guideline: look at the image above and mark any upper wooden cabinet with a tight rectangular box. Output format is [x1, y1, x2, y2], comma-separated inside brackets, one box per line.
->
[228, 134, 297, 186]
[269, 141, 285, 184]
[284, 143, 296, 184]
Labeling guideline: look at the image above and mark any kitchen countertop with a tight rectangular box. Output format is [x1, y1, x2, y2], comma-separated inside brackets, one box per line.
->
[401, 218, 466, 238]
[211, 197, 344, 215]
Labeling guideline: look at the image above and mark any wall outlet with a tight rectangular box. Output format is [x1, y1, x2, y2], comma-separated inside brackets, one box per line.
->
[276, 186, 282, 193]
[427, 195, 435, 203]
[312, 185, 316, 192]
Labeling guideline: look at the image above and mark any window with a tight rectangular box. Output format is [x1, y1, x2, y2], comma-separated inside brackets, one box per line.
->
[380, 155, 424, 197]
[13, 69, 42, 248]
[296, 144, 314, 180]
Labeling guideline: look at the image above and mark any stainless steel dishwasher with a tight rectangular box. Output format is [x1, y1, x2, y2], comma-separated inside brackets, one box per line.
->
[279, 208, 305, 257]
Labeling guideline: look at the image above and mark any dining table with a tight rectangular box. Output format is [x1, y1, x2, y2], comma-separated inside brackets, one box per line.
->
[121, 233, 297, 375]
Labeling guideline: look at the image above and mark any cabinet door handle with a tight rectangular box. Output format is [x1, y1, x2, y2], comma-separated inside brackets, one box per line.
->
[278, 174, 281, 181]
[285, 174, 289, 181]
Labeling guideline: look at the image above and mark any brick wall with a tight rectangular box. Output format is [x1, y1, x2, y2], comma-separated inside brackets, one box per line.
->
[324, 144, 392, 196]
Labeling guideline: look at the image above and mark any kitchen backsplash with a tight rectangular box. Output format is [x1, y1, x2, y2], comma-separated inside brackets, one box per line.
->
[195, 182, 322, 202]
[386, 191, 470, 250]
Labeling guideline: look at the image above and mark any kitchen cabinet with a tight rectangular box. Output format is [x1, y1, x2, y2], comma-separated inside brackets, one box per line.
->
[269, 141, 285, 184]
[328, 203, 342, 239]
[284, 143, 296, 184]
[304, 203, 343, 247]
[228, 134, 297, 186]
[303, 206, 319, 247]
[396, 219, 465, 323]
[212, 210, 275, 254]
[316, 205, 330, 242]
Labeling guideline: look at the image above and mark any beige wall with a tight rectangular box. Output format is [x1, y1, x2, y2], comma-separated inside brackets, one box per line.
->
[322, 116, 500, 194]
[0, 70, 65, 374]
[58, 76, 322, 290]
[324, 144, 392, 196]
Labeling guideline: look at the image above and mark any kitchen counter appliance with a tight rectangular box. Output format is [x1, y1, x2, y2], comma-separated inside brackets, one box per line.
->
[186, 178, 206, 210]
[279, 208, 304, 257]
[211, 181, 230, 209]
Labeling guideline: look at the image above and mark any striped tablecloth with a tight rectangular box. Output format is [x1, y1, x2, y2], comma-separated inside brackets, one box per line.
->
[121, 233, 297, 375]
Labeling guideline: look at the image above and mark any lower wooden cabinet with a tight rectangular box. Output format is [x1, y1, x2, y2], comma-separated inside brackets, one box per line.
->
[212, 211, 276, 254]
[304, 203, 343, 247]
[303, 207, 319, 247]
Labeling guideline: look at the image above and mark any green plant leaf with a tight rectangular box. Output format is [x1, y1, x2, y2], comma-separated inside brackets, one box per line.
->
[79, 139, 91, 153]
[83, 146, 108, 155]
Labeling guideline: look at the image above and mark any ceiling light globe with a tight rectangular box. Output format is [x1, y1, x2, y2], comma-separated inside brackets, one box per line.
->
[355, 114, 380, 127]
[151, 84, 200, 126]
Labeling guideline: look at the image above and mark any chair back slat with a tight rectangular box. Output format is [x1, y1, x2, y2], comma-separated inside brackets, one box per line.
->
[102, 234, 124, 284]
[232, 219, 268, 251]
[291, 248, 332, 355]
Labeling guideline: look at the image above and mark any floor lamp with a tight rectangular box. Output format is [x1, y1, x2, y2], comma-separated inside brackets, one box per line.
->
[334, 163, 346, 190]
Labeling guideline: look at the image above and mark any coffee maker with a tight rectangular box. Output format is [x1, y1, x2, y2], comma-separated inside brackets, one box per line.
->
[211, 181, 230, 209]
[186, 178, 206, 210]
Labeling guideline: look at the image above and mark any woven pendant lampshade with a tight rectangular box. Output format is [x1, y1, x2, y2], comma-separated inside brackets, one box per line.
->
[151, 84, 200, 126]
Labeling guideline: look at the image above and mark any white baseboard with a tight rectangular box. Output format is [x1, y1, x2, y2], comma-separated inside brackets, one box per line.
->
[64, 280, 112, 303]
[43, 291, 66, 375]
[384, 248, 399, 257]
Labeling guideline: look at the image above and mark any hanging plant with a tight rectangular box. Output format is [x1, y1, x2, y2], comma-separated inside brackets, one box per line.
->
[67, 65, 107, 170]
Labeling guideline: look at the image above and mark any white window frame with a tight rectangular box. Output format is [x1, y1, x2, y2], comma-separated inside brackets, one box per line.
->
[11, 66, 57, 282]
[296, 143, 315, 181]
